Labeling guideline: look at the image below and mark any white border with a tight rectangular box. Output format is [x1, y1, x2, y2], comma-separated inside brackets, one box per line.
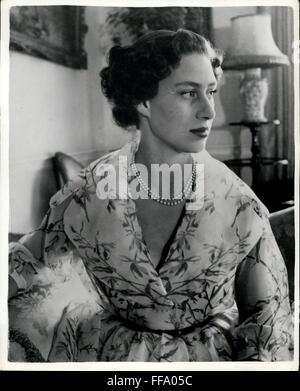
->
[0, 0, 299, 372]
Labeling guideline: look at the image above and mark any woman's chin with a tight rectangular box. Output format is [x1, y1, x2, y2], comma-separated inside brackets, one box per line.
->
[183, 139, 207, 154]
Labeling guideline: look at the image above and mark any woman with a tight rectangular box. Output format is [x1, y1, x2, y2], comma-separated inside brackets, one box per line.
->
[9, 29, 293, 361]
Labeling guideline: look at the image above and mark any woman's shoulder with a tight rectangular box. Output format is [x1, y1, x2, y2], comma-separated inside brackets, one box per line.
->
[201, 152, 269, 220]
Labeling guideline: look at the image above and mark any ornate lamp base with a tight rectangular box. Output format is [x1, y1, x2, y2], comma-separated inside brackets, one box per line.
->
[240, 68, 268, 122]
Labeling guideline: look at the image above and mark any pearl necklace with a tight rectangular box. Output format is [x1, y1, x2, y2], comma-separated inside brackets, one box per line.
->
[130, 157, 196, 206]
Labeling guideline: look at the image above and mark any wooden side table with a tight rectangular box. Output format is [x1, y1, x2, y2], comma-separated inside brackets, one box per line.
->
[224, 120, 293, 211]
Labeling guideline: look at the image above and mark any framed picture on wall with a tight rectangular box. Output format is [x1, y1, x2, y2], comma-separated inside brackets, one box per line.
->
[105, 7, 213, 47]
[9, 6, 88, 69]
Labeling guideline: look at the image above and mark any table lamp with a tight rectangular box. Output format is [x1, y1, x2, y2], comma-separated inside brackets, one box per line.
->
[222, 12, 289, 123]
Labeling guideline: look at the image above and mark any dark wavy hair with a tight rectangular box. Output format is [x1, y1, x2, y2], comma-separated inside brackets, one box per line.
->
[100, 29, 223, 129]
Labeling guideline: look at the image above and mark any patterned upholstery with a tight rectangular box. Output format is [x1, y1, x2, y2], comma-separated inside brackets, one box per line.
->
[269, 207, 295, 302]
[8, 253, 100, 361]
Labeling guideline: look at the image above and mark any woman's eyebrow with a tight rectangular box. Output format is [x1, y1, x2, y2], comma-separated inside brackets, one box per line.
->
[174, 81, 217, 88]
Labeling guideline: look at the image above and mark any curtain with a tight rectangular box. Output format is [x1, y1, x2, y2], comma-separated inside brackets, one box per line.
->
[270, 6, 295, 180]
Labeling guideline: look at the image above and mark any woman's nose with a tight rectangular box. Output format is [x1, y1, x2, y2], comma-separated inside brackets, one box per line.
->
[195, 97, 216, 120]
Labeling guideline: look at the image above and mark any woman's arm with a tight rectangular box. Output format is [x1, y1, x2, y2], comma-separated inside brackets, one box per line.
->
[233, 216, 293, 361]
[9, 193, 75, 300]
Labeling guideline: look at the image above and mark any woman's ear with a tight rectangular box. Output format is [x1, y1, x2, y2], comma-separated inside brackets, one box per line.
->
[136, 101, 150, 118]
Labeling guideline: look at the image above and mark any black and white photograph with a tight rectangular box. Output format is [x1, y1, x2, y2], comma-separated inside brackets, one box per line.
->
[0, 0, 298, 369]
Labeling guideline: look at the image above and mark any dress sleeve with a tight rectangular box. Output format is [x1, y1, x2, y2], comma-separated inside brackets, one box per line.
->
[232, 214, 294, 361]
[9, 186, 77, 298]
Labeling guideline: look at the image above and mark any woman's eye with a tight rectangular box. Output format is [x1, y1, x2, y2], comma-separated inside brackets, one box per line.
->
[208, 89, 218, 97]
[180, 91, 198, 99]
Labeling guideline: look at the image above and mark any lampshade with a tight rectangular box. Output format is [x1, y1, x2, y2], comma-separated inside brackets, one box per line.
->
[223, 13, 289, 70]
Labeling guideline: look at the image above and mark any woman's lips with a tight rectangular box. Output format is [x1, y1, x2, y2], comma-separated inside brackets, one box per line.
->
[190, 127, 209, 138]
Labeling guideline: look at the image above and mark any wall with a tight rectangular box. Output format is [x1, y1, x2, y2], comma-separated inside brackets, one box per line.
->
[9, 52, 91, 233]
[9, 7, 131, 233]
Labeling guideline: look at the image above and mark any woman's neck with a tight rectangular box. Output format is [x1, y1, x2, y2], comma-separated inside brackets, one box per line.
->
[135, 130, 192, 170]
[134, 128, 193, 199]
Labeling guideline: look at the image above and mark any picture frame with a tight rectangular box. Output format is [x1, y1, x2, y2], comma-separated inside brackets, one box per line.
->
[105, 7, 213, 46]
[10, 6, 88, 70]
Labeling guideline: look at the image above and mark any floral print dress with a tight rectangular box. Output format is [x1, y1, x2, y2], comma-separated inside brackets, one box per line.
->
[9, 132, 293, 362]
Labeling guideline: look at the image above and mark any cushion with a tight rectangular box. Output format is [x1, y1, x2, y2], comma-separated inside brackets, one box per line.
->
[8, 253, 100, 361]
[52, 152, 84, 188]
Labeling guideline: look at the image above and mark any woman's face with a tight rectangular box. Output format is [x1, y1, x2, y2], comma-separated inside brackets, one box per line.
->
[142, 52, 218, 154]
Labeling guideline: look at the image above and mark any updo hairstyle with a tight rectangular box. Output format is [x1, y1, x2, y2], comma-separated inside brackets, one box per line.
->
[100, 29, 223, 129]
